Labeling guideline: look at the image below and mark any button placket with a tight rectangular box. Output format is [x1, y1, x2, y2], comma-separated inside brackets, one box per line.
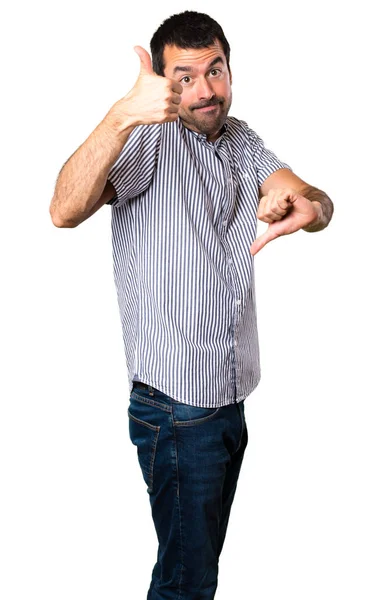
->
[216, 138, 243, 377]
[215, 145, 234, 216]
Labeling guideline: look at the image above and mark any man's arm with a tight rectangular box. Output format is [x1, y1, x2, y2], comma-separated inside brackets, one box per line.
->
[49, 46, 183, 228]
[49, 117, 133, 228]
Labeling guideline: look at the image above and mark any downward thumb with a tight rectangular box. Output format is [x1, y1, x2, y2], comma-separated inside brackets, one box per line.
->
[134, 46, 154, 75]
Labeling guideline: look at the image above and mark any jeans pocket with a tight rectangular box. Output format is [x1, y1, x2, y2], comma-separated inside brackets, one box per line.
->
[172, 402, 220, 427]
[128, 408, 160, 493]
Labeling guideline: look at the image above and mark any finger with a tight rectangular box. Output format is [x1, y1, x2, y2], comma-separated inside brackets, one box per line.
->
[171, 93, 182, 105]
[267, 205, 288, 220]
[171, 81, 183, 94]
[165, 111, 179, 122]
[273, 197, 291, 215]
[275, 188, 299, 204]
[168, 104, 180, 114]
[259, 195, 289, 221]
[134, 46, 154, 75]
[258, 197, 281, 222]
[258, 215, 275, 224]
[266, 194, 286, 218]
[250, 228, 278, 255]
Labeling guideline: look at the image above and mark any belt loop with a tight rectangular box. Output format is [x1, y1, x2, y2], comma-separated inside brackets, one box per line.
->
[148, 385, 154, 396]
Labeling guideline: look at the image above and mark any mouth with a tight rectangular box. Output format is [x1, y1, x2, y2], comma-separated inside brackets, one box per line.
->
[195, 104, 219, 113]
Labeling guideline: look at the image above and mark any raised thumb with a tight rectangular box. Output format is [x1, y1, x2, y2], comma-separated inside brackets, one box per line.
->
[134, 46, 154, 75]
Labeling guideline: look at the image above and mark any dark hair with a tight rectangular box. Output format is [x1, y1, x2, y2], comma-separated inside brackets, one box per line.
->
[150, 10, 231, 76]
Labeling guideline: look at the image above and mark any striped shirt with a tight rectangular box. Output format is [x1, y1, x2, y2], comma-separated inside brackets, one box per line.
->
[107, 116, 291, 407]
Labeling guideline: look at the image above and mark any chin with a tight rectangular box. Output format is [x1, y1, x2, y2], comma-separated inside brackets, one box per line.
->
[200, 118, 226, 135]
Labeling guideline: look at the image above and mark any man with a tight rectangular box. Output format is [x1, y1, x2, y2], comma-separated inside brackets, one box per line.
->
[49, 10, 333, 600]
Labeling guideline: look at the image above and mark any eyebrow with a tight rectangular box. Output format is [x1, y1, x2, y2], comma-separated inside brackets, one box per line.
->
[172, 56, 224, 76]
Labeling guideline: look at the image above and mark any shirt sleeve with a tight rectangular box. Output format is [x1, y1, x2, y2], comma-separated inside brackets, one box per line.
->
[245, 124, 292, 189]
[106, 124, 162, 208]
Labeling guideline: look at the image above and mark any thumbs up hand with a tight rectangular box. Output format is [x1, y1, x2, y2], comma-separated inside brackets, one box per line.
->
[108, 46, 183, 133]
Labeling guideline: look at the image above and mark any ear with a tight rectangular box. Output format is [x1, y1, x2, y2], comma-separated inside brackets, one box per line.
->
[229, 66, 232, 85]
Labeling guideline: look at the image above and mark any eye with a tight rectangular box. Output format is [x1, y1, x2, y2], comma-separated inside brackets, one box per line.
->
[210, 69, 221, 76]
[181, 76, 191, 84]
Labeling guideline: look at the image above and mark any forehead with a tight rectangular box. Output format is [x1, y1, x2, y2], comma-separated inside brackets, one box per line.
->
[163, 39, 225, 72]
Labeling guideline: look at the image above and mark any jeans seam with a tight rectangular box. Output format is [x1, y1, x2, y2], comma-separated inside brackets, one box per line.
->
[147, 428, 160, 493]
[172, 411, 185, 599]
[235, 404, 245, 454]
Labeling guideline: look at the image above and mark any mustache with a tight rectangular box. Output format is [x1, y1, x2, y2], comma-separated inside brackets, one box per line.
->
[190, 97, 223, 110]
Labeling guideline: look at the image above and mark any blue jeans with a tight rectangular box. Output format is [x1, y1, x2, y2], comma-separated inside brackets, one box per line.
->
[128, 381, 249, 600]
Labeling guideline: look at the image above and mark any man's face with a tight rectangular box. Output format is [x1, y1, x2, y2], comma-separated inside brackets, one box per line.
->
[163, 39, 232, 142]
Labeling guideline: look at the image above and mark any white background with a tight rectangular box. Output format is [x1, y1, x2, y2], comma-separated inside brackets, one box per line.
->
[1, 0, 384, 598]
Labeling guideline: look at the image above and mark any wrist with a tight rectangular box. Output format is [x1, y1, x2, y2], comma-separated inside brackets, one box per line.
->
[103, 103, 137, 140]
[302, 201, 325, 232]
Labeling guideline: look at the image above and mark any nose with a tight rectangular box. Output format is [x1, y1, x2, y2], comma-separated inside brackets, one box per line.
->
[196, 76, 215, 100]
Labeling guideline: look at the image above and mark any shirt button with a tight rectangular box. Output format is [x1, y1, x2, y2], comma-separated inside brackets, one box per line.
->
[227, 258, 233, 265]
[234, 340, 238, 347]
[236, 299, 241, 305]
[223, 220, 228, 227]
